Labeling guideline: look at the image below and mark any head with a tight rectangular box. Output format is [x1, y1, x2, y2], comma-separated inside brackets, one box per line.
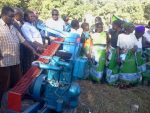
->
[24, 10, 35, 23]
[32, 10, 39, 21]
[81, 22, 89, 32]
[51, 9, 59, 21]
[95, 16, 102, 24]
[14, 7, 24, 22]
[95, 23, 103, 33]
[112, 20, 122, 31]
[148, 21, 150, 27]
[123, 22, 135, 34]
[63, 15, 69, 23]
[1, 6, 14, 26]
[135, 26, 145, 39]
[71, 19, 79, 30]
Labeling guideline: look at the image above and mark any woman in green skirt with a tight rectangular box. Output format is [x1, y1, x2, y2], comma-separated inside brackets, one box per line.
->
[116, 23, 141, 85]
[106, 20, 123, 85]
[135, 26, 150, 84]
[90, 23, 109, 82]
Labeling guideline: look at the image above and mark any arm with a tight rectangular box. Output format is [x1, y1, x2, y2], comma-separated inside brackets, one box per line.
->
[106, 32, 110, 50]
[116, 35, 121, 64]
[21, 25, 44, 53]
[116, 47, 121, 65]
[21, 25, 35, 43]
[144, 42, 150, 48]
[117, 47, 120, 58]
[143, 37, 150, 48]
[16, 30, 40, 56]
[22, 41, 40, 56]
[80, 33, 85, 44]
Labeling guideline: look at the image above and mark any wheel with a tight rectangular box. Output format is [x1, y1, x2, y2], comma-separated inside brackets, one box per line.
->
[31, 74, 46, 100]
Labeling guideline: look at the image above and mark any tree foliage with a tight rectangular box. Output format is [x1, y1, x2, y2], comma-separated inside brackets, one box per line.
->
[0, 0, 150, 23]
[144, 3, 150, 20]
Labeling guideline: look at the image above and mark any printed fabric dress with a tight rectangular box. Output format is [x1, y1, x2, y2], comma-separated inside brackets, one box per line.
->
[90, 32, 107, 82]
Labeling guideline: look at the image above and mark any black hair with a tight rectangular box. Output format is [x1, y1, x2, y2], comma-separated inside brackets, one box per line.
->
[52, 9, 59, 14]
[63, 15, 69, 22]
[95, 22, 103, 28]
[24, 10, 34, 22]
[14, 7, 24, 15]
[81, 22, 89, 29]
[148, 21, 150, 27]
[112, 20, 122, 28]
[71, 19, 79, 29]
[95, 16, 103, 24]
[1, 6, 14, 16]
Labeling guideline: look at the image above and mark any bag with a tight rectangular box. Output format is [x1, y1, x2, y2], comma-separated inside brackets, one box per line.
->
[73, 58, 89, 79]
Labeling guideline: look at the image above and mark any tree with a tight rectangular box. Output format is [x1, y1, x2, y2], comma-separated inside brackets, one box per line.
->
[0, 0, 149, 24]
[144, 3, 150, 20]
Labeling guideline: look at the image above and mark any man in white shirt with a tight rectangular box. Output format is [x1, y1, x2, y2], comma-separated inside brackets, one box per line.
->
[134, 26, 145, 49]
[21, 10, 44, 73]
[45, 9, 65, 31]
[144, 28, 150, 42]
[21, 10, 43, 46]
[134, 26, 150, 49]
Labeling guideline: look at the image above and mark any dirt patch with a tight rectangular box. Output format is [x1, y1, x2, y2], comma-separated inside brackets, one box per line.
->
[77, 80, 150, 113]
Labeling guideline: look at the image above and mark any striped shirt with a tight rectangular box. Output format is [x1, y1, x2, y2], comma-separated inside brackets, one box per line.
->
[0, 19, 25, 67]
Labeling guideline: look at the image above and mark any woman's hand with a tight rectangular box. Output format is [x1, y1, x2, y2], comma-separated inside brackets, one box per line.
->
[117, 57, 121, 65]
[132, 45, 138, 53]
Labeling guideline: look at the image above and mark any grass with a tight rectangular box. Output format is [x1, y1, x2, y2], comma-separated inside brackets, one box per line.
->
[77, 80, 150, 113]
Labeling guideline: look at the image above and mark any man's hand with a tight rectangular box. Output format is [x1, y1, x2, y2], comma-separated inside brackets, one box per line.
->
[23, 41, 45, 56]
[32, 49, 40, 57]
[36, 47, 44, 54]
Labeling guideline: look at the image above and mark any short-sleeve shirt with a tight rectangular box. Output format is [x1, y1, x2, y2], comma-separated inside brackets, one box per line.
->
[117, 33, 136, 49]
[0, 19, 25, 67]
[45, 18, 65, 31]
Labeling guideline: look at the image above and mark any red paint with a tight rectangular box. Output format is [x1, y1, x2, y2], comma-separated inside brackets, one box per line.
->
[8, 92, 22, 113]
[7, 38, 64, 112]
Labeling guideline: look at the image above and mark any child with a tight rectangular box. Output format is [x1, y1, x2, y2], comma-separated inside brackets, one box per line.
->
[63, 16, 71, 32]
[80, 22, 92, 58]
[90, 23, 109, 82]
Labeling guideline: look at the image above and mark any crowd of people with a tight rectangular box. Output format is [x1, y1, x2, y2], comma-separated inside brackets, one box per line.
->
[0, 5, 150, 108]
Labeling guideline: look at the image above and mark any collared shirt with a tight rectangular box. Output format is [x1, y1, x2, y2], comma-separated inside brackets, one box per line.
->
[21, 22, 43, 44]
[0, 19, 25, 67]
[135, 37, 142, 49]
[45, 18, 65, 31]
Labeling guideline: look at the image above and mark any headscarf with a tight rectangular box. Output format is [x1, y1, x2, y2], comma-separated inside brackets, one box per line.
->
[123, 22, 135, 30]
[135, 25, 145, 33]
